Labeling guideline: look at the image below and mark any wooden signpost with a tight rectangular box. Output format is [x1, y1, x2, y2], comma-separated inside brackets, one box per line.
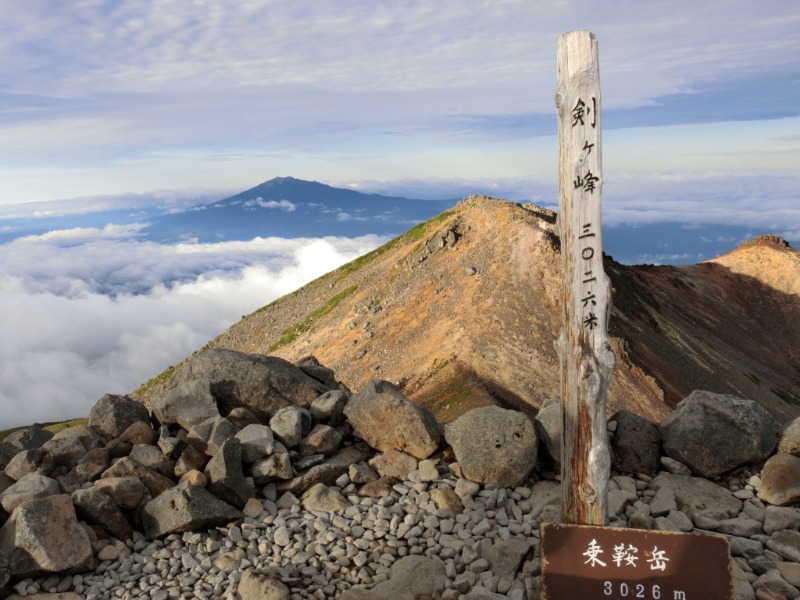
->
[544, 31, 735, 600]
[555, 30, 615, 525]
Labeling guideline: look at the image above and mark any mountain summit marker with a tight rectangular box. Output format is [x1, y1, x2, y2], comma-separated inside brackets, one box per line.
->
[555, 30, 615, 525]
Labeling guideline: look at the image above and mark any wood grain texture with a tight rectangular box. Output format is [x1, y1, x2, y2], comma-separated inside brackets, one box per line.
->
[555, 30, 615, 525]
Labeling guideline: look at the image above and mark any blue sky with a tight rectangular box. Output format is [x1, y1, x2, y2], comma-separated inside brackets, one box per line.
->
[1, 1, 799, 428]
[1, 0, 798, 232]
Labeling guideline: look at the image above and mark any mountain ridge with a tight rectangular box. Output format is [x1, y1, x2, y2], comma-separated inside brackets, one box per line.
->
[136, 195, 800, 425]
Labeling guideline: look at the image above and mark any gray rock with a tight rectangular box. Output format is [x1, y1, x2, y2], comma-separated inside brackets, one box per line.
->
[731, 558, 757, 600]
[226, 407, 261, 429]
[659, 390, 778, 478]
[276, 445, 370, 495]
[238, 570, 290, 600]
[204, 438, 254, 509]
[0, 472, 60, 514]
[765, 506, 800, 535]
[779, 417, 800, 456]
[3, 426, 53, 452]
[236, 424, 275, 463]
[717, 517, 763, 537]
[489, 538, 531, 580]
[445, 406, 537, 487]
[310, 390, 349, 425]
[758, 453, 800, 506]
[340, 555, 447, 600]
[296, 356, 341, 390]
[4, 448, 54, 481]
[0, 550, 8, 589]
[358, 476, 400, 499]
[299, 424, 342, 457]
[129, 444, 174, 477]
[140, 481, 242, 539]
[610, 410, 661, 475]
[93, 476, 148, 510]
[174, 444, 208, 478]
[369, 449, 418, 479]
[301, 483, 351, 512]
[160, 348, 329, 421]
[608, 489, 638, 517]
[660, 456, 692, 475]
[88, 393, 150, 439]
[534, 400, 561, 470]
[654, 509, 694, 532]
[156, 425, 186, 459]
[349, 462, 379, 485]
[75, 447, 110, 483]
[649, 473, 742, 519]
[269, 406, 312, 449]
[649, 486, 677, 517]
[0, 494, 94, 579]
[71, 488, 133, 541]
[753, 569, 800, 600]
[42, 425, 104, 469]
[101, 456, 175, 498]
[0, 442, 18, 472]
[526, 480, 561, 518]
[206, 417, 242, 457]
[152, 379, 220, 430]
[106, 421, 157, 458]
[251, 452, 294, 485]
[767, 530, 800, 562]
[345, 379, 442, 460]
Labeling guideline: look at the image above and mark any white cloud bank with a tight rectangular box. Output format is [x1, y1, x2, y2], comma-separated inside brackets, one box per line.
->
[0, 230, 384, 429]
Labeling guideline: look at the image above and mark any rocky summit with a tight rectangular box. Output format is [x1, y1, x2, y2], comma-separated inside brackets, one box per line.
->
[2, 349, 800, 599]
[143, 196, 800, 426]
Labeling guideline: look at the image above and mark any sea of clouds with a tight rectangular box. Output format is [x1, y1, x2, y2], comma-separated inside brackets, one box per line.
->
[0, 224, 384, 429]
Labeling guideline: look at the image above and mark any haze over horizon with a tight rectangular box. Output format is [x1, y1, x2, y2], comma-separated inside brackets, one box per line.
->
[1, 1, 799, 429]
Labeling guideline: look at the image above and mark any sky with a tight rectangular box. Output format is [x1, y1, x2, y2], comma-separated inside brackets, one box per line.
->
[1, 0, 799, 428]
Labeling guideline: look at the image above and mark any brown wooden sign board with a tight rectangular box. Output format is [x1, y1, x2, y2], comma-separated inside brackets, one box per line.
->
[540, 523, 734, 600]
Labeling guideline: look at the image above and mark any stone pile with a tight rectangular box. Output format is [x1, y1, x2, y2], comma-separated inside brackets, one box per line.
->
[0, 349, 799, 599]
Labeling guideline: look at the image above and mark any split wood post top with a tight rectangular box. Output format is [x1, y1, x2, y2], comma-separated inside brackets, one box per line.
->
[555, 30, 616, 526]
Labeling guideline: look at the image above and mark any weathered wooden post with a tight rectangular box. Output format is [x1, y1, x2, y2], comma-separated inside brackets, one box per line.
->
[555, 30, 615, 525]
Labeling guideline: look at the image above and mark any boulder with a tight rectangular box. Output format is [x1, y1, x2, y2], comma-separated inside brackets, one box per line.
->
[610, 410, 661, 475]
[0, 442, 18, 472]
[269, 407, 312, 449]
[299, 424, 342, 457]
[151, 379, 220, 430]
[4, 448, 54, 481]
[445, 406, 537, 487]
[534, 399, 561, 470]
[0, 473, 60, 514]
[758, 454, 800, 506]
[75, 447, 109, 483]
[251, 452, 294, 485]
[344, 379, 442, 460]
[430, 487, 464, 514]
[206, 417, 241, 457]
[238, 570, 290, 600]
[649, 473, 742, 519]
[93, 476, 148, 510]
[489, 538, 531, 580]
[71, 488, 133, 541]
[174, 444, 209, 478]
[0, 550, 8, 589]
[88, 394, 150, 439]
[340, 555, 447, 600]
[140, 481, 242, 539]
[276, 445, 370, 495]
[301, 483, 351, 512]
[101, 457, 174, 498]
[204, 438, 254, 509]
[659, 390, 778, 478]
[0, 494, 93, 579]
[296, 356, 341, 390]
[310, 390, 349, 425]
[106, 421, 157, 458]
[157, 425, 186, 459]
[236, 424, 276, 463]
[225, 407, 260, 429]
[779, 417, 800, 456]
[369, 449, 418, 480]
[3, 426, 54, 452]
[767, 530, 800, 562]
[129, 444, 174, 477]
[764, 506, 800, 536]
[42, 425, 104, 469]
[160, 349, 329, 420]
